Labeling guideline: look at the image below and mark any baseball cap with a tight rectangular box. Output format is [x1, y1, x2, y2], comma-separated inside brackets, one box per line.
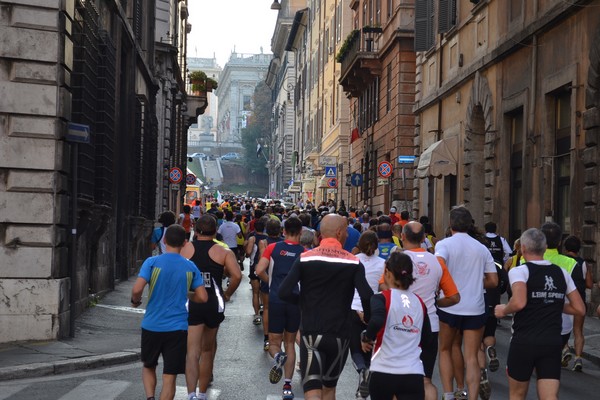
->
[390, 207, 397, 213]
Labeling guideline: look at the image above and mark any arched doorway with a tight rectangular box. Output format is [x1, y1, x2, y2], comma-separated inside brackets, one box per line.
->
[464, 72, 495, 227]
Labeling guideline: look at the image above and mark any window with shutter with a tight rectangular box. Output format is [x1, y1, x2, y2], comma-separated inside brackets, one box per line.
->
[439, 0, 457, 33]
[415, 0, 434, 52]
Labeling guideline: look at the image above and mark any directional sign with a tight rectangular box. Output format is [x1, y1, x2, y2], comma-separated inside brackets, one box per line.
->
[169, 167, 183, 184]
[398, 155, 416, 164]
[66, 122, 91, 144]
[327, 177, 338, 188]
[378, 161, 393, 178]
[185, 173, 197, 185]
[325, 166, 337, 177]
[351, 173, 363, 187]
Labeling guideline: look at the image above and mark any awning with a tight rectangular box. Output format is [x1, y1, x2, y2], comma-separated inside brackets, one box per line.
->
[303, 181, 316, 192]
[416, 136, 458, 178]
[318, 174, 328, 188]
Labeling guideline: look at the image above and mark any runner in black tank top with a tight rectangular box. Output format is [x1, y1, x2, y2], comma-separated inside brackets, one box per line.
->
[188, 240, 226, 324]
[182, 215, 242, 400]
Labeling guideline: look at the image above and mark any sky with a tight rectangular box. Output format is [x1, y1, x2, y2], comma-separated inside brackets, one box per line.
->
[187, 0, 279, 67]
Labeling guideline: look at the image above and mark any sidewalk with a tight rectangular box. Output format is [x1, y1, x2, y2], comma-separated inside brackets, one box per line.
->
[0, 278, 143, 381]
[1, 277, 600, 381]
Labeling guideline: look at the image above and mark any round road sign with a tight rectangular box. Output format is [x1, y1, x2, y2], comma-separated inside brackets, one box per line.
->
[185, 173, 197, 185]
[327, 177, 338, 188]
[169, 167, 183, 184]
[378, 161, 393, 178]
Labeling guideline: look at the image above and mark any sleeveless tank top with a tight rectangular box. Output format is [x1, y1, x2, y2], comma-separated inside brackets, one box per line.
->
[189, 240, 224, 296]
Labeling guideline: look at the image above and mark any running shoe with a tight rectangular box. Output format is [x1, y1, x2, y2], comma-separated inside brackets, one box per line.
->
[486, 345, 499, 372]
[282, 382, 294, 399]
[264, 339, 270, 351]
[479, 369, 491, 400]
[454, 389, 468, 400]
[561, 345, 574, 368]
[573, 357, 583, 372]
[253, 316, 262, 325]
[269, 352, 287, 384]
[357, 368, 371, 398]
[355, 389, 367, 399]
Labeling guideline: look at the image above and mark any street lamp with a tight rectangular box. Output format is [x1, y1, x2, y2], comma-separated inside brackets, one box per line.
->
[270, 0, 282, 10]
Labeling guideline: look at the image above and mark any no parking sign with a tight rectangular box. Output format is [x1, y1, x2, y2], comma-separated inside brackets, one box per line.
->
[169, 167, 183, 184]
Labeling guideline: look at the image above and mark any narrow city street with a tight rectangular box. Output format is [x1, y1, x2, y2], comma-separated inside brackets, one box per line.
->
[1, 260, 600, 400]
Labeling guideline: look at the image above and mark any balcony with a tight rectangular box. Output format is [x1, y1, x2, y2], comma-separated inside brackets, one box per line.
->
[338, 27, 383, 97]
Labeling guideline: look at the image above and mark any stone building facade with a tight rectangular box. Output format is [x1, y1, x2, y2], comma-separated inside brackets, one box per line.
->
[284, 0, 353, 206]
[215, 53, 271, 151]
[339, 0, 416, 212]
[413, 0, 600, 306]
[0, 0, 190, 342]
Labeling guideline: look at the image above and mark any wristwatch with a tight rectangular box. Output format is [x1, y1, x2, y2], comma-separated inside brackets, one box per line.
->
[131, 297, 142, 306]
[360, 330, 370, 343]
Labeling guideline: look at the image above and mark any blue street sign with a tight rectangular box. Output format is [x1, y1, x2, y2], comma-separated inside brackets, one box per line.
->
[66, 122, 90, 144]
[325, 166, 337, 177]
[351, 173, 363, 187]
[398, 155, 416, 164]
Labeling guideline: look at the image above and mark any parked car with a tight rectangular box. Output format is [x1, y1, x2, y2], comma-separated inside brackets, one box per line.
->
[188, 152, 206, 159]
[220, 152, 240, 160]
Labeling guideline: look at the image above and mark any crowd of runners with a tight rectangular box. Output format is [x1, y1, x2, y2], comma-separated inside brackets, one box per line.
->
[135, 195, 593, 400]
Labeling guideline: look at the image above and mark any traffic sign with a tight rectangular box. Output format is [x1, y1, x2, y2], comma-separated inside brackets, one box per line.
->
[66, 122, 91, 144]
[185, 173, 197, 185]
[351, 173, 363, 187]
[398, 155, 416, 164]
[169, 167, 183, 184]
[327, 177, 338, 188]
[377, 178, 390, 186]
[378, 161, 393, 178]
[325, 166, 337, 177]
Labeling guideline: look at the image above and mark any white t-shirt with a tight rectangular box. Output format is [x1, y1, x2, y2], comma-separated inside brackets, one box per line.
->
[404, 249, 444, 332]
[218, 221, 241, 248]
[191, 205, 201, 219]
[509, 259, 577, 335]
[352, 253, 385, 311]
[435, 232, 496, 316]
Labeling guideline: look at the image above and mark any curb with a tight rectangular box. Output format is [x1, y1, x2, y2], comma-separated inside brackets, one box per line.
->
[0, 350, 140, 381]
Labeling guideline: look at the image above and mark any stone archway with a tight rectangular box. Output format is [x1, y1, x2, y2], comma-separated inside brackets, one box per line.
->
[464, 71, 495, 226]
[582, 26, 600, 305]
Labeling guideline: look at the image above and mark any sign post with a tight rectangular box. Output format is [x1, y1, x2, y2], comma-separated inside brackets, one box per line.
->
[65, 123, 90, 338]
[397, 155, 415, 212]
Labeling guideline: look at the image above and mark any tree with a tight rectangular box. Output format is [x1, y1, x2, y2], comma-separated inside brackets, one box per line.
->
[241, 82, 272, 182]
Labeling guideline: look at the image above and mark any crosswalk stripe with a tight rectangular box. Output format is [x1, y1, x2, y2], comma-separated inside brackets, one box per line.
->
[59, 379, 129, 400]
[0, 384, 27, 400]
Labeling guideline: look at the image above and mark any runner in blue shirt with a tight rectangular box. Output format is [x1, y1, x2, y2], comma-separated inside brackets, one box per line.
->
[131, 225, 207, 400]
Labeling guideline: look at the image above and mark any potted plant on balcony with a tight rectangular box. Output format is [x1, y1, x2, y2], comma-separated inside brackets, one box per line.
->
[336, 29, 359, 63]
[189, 70, 218, 94]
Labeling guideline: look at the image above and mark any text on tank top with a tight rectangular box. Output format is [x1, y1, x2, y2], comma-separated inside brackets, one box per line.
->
[189, 240, 224, 296]
[487, 235, 504, 265]
[511, 262, 567, 345]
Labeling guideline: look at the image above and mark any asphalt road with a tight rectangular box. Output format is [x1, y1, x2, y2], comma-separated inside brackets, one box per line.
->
[2, 265, 600, 399]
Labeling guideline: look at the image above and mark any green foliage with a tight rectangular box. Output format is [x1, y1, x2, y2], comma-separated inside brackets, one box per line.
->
[189, 70, 207, 81]
[189, 71, 218, 93]
[241, 81, 271, 177]
[336, 29, 359, 63]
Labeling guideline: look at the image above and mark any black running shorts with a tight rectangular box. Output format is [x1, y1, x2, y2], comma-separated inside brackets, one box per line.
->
[268, 301, 301, 334]
[188, 298, 225, 329]
[300, 333, 350, 392]
[437, 309, 487, 331]
[141, 328, 187, 375]
[420, 331, 438, 378]
[369, 372, 425, 400]
[507, 342, 562, 381]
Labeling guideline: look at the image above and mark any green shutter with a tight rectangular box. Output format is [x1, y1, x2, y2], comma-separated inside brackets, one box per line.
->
[415, 0, 430, 51]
